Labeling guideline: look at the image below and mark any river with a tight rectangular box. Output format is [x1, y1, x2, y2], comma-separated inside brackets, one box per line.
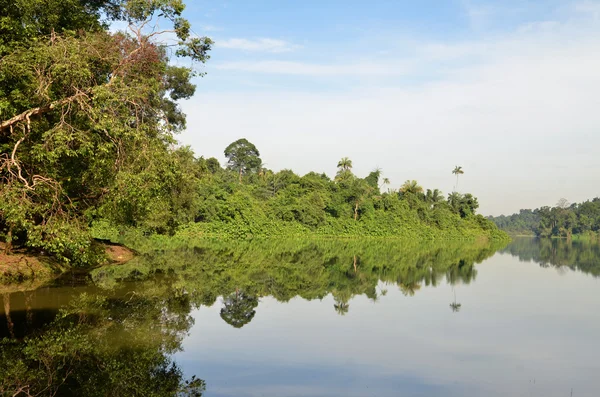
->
[1, 238, 599, 396]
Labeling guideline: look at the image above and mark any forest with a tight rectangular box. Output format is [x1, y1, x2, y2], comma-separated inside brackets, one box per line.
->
[489, 198, 600, 238]
[0, 0, 506, 268]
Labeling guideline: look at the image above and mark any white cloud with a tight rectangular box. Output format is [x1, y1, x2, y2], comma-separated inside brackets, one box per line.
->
[217, 38, 299, 53]
[214, 60, 411, 76]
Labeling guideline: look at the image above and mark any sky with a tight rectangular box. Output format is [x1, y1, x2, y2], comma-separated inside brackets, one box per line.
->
[172, 0, 600, 216]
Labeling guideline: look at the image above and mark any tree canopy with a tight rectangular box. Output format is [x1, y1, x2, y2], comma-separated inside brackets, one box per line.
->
[0, 0, 212, 263]
[224, 138, 262, 183]
[490, 198, 600, 238]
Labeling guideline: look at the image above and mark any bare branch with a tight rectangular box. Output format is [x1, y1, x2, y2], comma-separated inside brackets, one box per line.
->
[0, 92, 88, 133]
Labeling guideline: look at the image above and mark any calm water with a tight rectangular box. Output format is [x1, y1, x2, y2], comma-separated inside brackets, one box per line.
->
[1, 238, 600, 396]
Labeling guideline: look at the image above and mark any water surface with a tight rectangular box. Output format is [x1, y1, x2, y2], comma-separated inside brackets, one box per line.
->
[1, 238, 599, 396]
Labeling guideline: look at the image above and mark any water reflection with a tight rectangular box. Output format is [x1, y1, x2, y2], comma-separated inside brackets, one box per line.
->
[220, 289, 258, 328]
[0, 239, 503, 395]
[90, 239, 502, 322]
[0, 282, 205, 396]
[16, 238, 598, 396]
[502, 237, 600, 276]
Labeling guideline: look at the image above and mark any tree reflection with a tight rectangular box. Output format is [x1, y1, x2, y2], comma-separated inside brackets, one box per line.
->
[220, 289, 259, 328]
[503, 238, 600, 276]
[398, 281, 421, 297]
[449, 289, 461, 313]
[90, 238, 504, 321]
[0, 288, 205, 396]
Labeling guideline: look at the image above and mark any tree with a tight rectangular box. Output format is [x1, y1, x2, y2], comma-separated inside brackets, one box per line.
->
[448, 192, 479, 218]
[335, 157, 354, 182]
[0, 0, 212, 263]
[425, 189, 444, 207]
[337, 157, 353, 172]
[381, 177, 390, 191]
[224, 139, 262, 183]
[364, 168, 381, 189]
[452, 166, 464, 191]
[556, 198, 570, 209]
[400, 180, 424, 195]
[205, 157, 221, 174]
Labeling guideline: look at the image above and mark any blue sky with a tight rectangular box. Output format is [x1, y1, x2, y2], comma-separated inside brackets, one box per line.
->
[171, 0, 600, 215]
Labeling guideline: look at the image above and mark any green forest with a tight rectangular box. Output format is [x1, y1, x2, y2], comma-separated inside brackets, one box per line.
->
[0, 0, 506, 269]
[489, 198, 600, 238]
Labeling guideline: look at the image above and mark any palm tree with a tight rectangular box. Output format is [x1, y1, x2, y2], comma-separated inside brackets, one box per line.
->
[399, 180, 423, 195]
[380, 177, 390, 191]
[452, 166, 464, 192]
[337, 157, 353, 172]
[426, 189, 444, 207]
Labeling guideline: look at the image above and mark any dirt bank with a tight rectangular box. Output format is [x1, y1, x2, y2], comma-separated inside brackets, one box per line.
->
[0, 242, 135, 285]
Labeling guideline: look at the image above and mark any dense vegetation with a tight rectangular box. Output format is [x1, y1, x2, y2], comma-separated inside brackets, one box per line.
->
[490, 198, 600, 238]
[0, 0, 506, 268]
[0, 0, 212, 265]
[89, 148, 507, 244]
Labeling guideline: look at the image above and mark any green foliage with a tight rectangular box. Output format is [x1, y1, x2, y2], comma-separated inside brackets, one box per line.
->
[0, 0, 211, 265]
[490, 198, 600, 238]
[223, 138, 262, 182]
[136, 154, 505, 243]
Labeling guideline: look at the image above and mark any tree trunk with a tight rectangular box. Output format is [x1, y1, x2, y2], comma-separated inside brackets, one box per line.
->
[354, 202, 359, 221]
[353, 255, 357, 273]
[4, 225, 12, 255]
[238, 167, 242, 184]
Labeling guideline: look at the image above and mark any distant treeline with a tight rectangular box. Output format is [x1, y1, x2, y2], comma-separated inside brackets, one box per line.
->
[489, 198, 600, 238]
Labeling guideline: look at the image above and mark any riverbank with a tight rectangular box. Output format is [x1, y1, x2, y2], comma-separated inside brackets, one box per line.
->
[0, 242, 135, 285]
[0, 250, 58, 284]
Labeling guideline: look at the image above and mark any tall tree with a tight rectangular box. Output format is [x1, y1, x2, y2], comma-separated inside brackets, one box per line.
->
[337, 157, 353, 172]
[224, 138, 262, 183]
[380, 177, 390, 191]
[334, 157, 354, 183]
[452, 166, 464, 191]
